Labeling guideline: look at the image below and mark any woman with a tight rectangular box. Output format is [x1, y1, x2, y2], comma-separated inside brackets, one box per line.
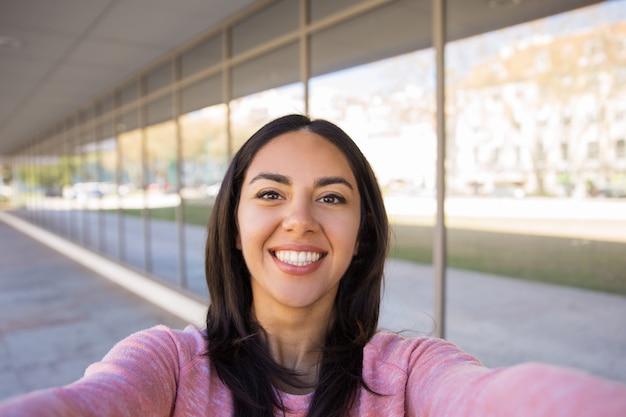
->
[204, 113, 388, 417]
[0, 114, 625, 417]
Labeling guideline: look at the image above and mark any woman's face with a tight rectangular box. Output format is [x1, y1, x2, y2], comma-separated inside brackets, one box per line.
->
[236, 130, 361, 315]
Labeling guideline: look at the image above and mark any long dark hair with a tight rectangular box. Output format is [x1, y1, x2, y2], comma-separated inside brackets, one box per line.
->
[205, 114, 389, 417]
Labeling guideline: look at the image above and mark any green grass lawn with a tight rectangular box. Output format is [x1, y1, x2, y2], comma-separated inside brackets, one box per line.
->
[115, 203, 626, 296]
[390, 223, 626, 295]
[142, 204, 212, 226]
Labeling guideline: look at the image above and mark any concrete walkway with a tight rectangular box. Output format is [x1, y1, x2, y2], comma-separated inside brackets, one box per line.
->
[1, 210, 625, 403]
[0, 218, 188, 401]
[380, 261, 626, 382]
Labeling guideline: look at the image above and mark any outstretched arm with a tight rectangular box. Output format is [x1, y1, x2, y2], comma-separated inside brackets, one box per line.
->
[0, 326, 182, 417]
[406, 339, 626, 417]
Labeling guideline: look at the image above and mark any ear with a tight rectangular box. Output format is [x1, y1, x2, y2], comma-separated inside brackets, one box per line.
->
[353, 240, 359, 256]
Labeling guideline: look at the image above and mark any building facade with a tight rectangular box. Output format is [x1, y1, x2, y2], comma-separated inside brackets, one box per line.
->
[5, 0, 626, 333]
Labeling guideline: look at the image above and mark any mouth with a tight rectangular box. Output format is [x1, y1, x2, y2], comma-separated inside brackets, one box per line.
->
[272, 250, 326, 267]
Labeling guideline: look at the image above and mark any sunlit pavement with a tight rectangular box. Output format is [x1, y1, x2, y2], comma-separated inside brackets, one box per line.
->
[0, 218, 188, 401]
[0, 205, 625, 402]
[380, 260, 626, 382]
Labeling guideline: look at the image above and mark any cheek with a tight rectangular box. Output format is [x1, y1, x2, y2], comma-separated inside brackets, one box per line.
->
[236, 208, 274, 251]
[330, 214, 361, 256]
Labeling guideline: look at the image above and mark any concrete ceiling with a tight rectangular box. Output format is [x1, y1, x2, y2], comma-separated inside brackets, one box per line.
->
[0, 0, 602, 157]
[0, 0, 256, 157]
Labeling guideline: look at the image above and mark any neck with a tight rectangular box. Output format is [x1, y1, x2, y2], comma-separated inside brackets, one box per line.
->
[252, 303, 334, 393]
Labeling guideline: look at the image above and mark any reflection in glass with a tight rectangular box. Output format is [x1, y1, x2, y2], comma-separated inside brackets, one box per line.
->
[310, 0, 425, 79]
[232, 42, 300, 101]
[44, 136, 64, 232]
[146, 61, 173, 95]
[118, 123, 146, 272]
[310, 51, 437, 271]
[63, 120, 80, 242]
[7, 0, 625, 371]
[99, 129, 121, 260]
[76, 130, 102, 251]
[310, 0, 366, 22]
[181, 35, 222, 79]
[231, 0, 298, 56]
[445, 2, 626, 295]
[146, 120, 181, 284]
[67, 133, 85, 243]
[230, 83, 305, 155]
[180, 104, 228, 296]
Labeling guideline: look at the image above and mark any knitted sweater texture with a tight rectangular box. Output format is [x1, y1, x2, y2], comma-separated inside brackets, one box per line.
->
[1, 325, 625, 416]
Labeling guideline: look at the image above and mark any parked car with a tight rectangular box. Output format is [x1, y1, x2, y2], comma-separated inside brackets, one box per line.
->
[597, 186, 626, 198]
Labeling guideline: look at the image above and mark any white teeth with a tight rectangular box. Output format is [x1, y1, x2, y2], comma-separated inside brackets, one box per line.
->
[274, 250, 322, 267]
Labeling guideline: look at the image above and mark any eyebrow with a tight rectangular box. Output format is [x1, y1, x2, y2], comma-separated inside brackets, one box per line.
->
[315, 176, 354, 190]
[249, 172, 291, 185]
[249, 172, 353, 190]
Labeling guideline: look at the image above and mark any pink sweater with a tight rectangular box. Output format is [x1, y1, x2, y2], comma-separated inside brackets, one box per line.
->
[1, 325, 625, 416]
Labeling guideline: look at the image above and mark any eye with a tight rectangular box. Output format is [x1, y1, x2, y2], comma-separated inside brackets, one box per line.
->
[318, 193, 347, 205]
[256, 189, 282, 200]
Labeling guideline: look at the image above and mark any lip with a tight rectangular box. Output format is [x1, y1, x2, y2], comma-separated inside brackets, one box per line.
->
[269, 244, 327, 276]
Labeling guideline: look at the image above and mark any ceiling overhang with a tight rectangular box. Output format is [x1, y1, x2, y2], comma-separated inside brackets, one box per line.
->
[0, 0, 604, 157]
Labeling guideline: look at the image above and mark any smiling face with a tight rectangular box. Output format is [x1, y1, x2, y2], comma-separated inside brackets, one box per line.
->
[236, 130, 361, 317]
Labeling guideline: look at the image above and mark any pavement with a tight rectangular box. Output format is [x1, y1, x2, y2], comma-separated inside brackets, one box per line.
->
[1, 209, 625, 402]
[0, 217, 188, 400]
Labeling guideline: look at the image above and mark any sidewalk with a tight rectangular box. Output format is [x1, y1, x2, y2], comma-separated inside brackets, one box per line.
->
[1, 210, 625, 404]
[380, 261, 626, 382]
[0, 219, 188, 401]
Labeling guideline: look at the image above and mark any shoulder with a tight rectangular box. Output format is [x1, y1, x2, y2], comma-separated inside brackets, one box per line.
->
[90, 325, 208, 375]
[362, 332, 483, 391]
[144, 324, 208, 354]
[365, 331, 481, 371]
[110, 325, 206, 353]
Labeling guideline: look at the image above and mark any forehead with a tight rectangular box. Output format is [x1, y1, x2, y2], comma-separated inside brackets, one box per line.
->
[245, 130, 356, 181]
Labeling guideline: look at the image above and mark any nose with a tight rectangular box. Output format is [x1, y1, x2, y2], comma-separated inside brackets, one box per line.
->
[281, 196, 319, 234]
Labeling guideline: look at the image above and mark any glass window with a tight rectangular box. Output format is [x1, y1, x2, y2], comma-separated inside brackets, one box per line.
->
[180, 106, 228, 197]
[231, 0, 299, 56]
[119, 81, 139, 106]
[145, 120, 181, 284]
[118, 108, 139, 133]
[28, 145, 42, 221]
[63, 120, 81, 242]
[98, 114, 121, 260]
[310, 0, 426, 78]
[179, 103, 228, 296]
[587, 141, 599, 159]
[617, 139, 625, 159]
[146, 95, 173, 126]
[100, 94, 115, 115]
[146, 61, 173, 94]
[181, 74, 223, 115]
[118, 118, 146, 271]
[310, 0, 368, 22]
[37, 134, 66, 235]
[79, 108, 92, 125]
[118, 126, 141, 192]
[68, 128, 100, 250]
[181, 34, 222, 79]
[63, 129, 81, 242]
[232, 42, 300, 100]
[445, 2, 626, 372]
[310, 52, 437, 338]
[230, 83, 305, 155]
[560, 142, 569, 161]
